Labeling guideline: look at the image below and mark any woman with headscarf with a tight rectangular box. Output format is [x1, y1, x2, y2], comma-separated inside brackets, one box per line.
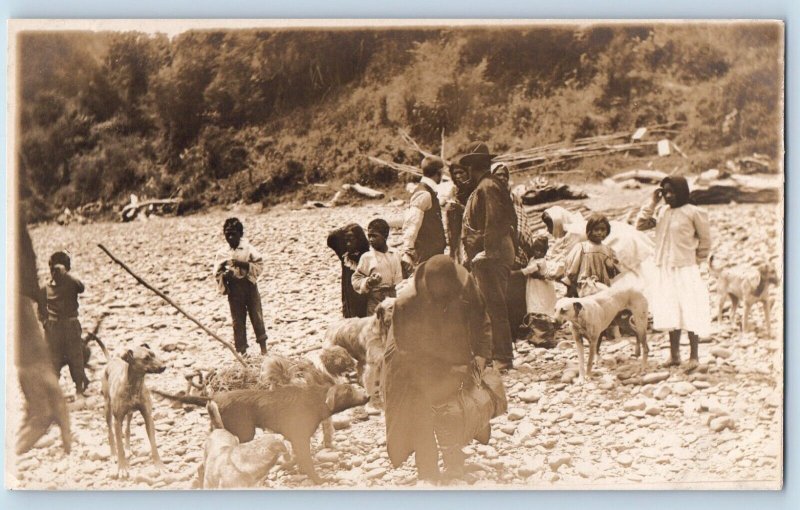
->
[327, 223, 370, 318]
[382, 255, 492, 482]
[636, 176, 712, 370]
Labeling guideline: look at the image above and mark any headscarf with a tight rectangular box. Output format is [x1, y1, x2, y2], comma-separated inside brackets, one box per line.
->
[542, 206, 585, 239]
[660, 176, 692, 208]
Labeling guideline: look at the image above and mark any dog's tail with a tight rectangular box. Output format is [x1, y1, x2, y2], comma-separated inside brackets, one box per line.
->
[84, 332, 110, 361]
[708, 253, 720, 275]
[152, 388, 211, 406]
[206, 401, 226, 430]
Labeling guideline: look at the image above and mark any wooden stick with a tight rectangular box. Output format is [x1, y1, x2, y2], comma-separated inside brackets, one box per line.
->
[366, 155, 423, 176]
[97, 244, 248, 367]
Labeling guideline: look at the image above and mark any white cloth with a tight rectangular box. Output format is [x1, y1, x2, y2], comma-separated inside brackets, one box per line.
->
[212, 238, 264, 294]
[636, 203, 711, 268]
[646, 264, 711, 338]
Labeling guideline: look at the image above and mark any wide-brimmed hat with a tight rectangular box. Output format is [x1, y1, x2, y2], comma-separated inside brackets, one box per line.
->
[454, 141, 495, 167]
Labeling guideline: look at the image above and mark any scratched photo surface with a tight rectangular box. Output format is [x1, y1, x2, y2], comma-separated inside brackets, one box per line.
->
[5, 19, 784, 490]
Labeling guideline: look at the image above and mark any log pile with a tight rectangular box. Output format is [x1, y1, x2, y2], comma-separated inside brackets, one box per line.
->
[495, 123, 686, 174]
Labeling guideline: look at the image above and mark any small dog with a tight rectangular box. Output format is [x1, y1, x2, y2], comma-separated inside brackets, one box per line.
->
[199, 401, 287, 489]
[102, 343, 166, 479]
[710, 254, 780, 334]
[323, 298, 394, 387]
[259, 346, 356, 448]
[554, 285, 649, 381]
[154, 383, 370, 484]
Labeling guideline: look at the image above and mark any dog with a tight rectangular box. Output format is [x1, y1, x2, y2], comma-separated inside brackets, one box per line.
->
[259, 346, 356, 448]
[709, 254, 780, 335]
[102, 343, 167, 479]
[554, 285, 650, 381]
[198, 401, 287, 488]
[153, 383, 369, 484]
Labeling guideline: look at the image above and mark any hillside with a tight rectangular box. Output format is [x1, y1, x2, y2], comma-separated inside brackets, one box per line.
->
[16, 23, 783, 221]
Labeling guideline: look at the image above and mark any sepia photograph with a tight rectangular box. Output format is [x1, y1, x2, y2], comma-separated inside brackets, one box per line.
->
[5, 19, 784, 490]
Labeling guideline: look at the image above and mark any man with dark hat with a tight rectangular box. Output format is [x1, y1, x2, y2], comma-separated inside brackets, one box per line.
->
[383, 255, 492, 483]
[400, 156, 448, 272]
[458, 142, 518, 372]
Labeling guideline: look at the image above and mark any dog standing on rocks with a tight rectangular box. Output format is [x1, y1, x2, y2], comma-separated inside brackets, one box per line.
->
[554, 285, 650, 381]
[709, 254, 780, 335]
[102, 343, 167, 479]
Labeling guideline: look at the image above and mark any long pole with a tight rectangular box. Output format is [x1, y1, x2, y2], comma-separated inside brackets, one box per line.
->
[97, 244, 247, 367]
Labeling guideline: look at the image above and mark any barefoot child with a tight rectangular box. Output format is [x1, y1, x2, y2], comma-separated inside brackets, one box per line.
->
[564, 214, 620, 297]
[520, 236, 564, 316]
[352, 218, 404, 315]
[636, 176, 712, 369]
[214, 218, 269, 355]
[41, 250, 87, 397]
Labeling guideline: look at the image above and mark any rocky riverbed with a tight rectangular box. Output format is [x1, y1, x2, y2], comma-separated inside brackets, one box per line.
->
[8, 198, 783, 490]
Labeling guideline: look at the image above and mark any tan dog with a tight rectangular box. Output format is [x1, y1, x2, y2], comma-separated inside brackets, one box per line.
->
[554, 286, 649, 381]
[102, 343, 166, 479]
[710, 255, 780, 335]
[323, 298, 395, 387]
[199, 401, 287, 489]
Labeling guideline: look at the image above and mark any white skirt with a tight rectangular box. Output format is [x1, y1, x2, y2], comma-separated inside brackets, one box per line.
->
[645, 264, 712, 338]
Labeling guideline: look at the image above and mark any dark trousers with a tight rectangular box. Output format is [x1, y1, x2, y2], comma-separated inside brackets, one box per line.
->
[472, 259, 513, 362]
[44, 317, 86, 394]
[226, 278, 268, 354]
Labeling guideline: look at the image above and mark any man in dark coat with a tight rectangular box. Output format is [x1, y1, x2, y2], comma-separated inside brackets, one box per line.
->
[443, 164, 476, 266]
[400, 156, 447, 272]
[458, 142, 518, 372]
[327, 224, 370, 318]
[383, 255, 492, 482]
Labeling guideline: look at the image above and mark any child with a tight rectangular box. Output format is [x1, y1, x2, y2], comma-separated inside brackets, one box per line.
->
[214, 218, 268, 356]
[564, 214, 620, 297]
[520, 236, 564, 316]
[352, 218, 404, 315]
[41, 250, 87, 397]
[637, 176, 712, 370]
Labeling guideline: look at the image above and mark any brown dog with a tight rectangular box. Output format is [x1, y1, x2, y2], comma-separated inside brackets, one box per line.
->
[199, 401, 287, 488]
[154, 383, 369, 484]
[554, 285, 650, 381]
[710, 255, 780, 335]
[102, 343, 167, 479]
[259, 346, 356, 448]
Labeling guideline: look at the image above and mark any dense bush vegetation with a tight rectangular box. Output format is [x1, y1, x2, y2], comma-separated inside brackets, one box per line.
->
[17, 24, 783, 220]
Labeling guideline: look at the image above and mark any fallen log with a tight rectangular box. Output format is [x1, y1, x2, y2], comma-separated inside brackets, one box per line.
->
[342, 183, 385, 199]
[611, 169, 668, 184]
[121, 198, 182, 222]
[97, 244, 247, 367]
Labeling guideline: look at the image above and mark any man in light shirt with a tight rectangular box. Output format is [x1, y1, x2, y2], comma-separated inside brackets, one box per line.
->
[213, 217, 268, 356]
[400, 156, 448, 274]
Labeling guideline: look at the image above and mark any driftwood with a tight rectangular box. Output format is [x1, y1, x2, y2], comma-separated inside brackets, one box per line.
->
[121, 198, 182, 222]
[342, 183, 385, 199]
[97, 244, 247, 367]
[519, 185, 588, 206]
[611, 169, 668, 184]
[366, 155, 423, 177]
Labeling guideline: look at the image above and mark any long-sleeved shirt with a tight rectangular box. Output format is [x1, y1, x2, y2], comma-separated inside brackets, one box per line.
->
[352, 248, 404, 294]
[636, 203, 711, 268]
[564, 241, 620, 288]
[213, 238, 264, 294]
[462, 173, 518, 261]
[42, 273, 84, 320]
[401, 176, 438, 255]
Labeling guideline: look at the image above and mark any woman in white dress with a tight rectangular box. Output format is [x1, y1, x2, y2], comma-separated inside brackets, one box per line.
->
[636, 176, 712, 369]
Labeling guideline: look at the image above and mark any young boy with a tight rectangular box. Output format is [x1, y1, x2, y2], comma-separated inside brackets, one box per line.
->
[214, 218, 268, 355]
[41, 250, 87, 397]
[352, 218, 404, 315]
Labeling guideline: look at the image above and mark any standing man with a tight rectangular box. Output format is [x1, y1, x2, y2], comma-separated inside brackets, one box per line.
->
[214, 218, 269, 356]
[458, 142, 518, 372]
[443, 164, 476, 265]
[383, 255, 492, 483]
[400, 156, 447, 273]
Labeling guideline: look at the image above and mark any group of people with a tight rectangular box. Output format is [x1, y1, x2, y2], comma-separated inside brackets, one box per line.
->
[22, 139, 715, 485]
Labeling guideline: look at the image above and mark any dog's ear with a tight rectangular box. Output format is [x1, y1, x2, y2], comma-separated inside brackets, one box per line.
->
[325, 386, 338, 412]
[142, 343, 151, 350]
[122, 349, 134, 364]
[572, 302, 583, 315]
